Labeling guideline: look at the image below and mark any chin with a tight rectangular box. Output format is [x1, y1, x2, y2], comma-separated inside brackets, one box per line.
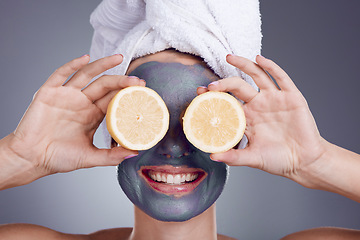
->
[117, 151, 228, 222]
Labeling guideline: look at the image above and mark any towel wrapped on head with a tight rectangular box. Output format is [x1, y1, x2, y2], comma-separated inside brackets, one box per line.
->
[90, 0, 262, 149]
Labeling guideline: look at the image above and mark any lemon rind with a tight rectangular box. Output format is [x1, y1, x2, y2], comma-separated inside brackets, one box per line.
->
[106, 86, 169, 151]
[183, 91, 246, 153]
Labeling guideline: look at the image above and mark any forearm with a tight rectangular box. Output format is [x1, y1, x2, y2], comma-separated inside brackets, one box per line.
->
[0, 134, 44, 190]
[295, 140, 360, 202]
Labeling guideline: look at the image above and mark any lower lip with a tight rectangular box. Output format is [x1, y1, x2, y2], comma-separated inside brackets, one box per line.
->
[139, 166, 207, 197]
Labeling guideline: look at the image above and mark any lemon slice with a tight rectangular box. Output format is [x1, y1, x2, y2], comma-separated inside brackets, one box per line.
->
[106, 86, 169, 150]
[183, 91, 246, 153]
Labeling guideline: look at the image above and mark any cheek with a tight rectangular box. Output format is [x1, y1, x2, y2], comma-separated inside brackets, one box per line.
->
[116, 148, 228, 221]
[117, 162, 142, 199]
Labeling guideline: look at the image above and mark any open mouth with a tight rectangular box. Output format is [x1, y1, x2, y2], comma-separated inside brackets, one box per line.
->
[139, 165, 207, 197]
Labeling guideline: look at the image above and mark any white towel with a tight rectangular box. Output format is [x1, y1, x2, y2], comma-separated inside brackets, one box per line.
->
[90, 0, 262, 149]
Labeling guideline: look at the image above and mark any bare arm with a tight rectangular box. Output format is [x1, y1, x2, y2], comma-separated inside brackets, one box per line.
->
[297, 142, 360, 202]
[282, 227, 360, 240]
[0, 223, 88, 240]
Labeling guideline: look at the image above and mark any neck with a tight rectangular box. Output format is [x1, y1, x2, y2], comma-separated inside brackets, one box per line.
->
[129, 204, 217, 240]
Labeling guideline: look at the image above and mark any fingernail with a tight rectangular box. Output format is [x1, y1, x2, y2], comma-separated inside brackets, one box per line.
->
[227, 54, 236, 57]
[209, 81, 219, 86]
[139, 79, 146, 85]
[81, 54, 89, 58]
[211, 159, 221, 162]
[127, 76, 139, 79]
[210, 154, 221, 162]
[125, 154, 138, 159]
[114, 53, 124, 58]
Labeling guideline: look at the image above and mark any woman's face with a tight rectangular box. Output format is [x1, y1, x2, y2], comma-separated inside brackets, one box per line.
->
[117, 58, 228, 222]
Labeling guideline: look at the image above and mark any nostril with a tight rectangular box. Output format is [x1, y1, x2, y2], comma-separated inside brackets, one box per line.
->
[162, 151, 192, 159]
[156, 130, 195, 158]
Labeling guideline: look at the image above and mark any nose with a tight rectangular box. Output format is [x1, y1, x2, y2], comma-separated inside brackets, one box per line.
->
[155, 122, 195, 158]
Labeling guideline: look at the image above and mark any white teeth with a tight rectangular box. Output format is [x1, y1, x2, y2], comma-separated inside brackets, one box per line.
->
[191, 174, 198, 181]
[173, 174, 181, 184]
[181, 174, 186, 182]
[156, 173, 162, 182]
[161, 174, 167, 182]
[167, 175, 174, 184]
[148, 171, 199, 185]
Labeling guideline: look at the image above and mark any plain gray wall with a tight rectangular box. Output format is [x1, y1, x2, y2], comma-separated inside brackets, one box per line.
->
[0, 1, 359, 239]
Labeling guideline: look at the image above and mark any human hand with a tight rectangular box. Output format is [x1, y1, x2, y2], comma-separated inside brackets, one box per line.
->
[197, 55, 327, 183]
[7, 54, 144, 178]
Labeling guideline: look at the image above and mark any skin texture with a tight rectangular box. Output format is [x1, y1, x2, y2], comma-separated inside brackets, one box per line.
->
[117, 61, 228, 222]
[0, 51, 359, 239]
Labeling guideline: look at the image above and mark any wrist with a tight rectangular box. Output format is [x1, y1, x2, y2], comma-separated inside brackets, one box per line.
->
[292, 138, 333, 189]
[293, 139, 360, 202]
[0, 133, 46, 190]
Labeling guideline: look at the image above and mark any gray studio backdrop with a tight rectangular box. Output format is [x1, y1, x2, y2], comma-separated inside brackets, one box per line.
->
[0, 1, 359, 239]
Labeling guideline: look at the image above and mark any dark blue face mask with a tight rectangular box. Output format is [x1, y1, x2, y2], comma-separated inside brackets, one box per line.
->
[117, 61, 228, 222]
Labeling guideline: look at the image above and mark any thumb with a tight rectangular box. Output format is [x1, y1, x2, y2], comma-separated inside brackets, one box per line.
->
[210, 148, 261, 169]
[84, 146, 138, 168]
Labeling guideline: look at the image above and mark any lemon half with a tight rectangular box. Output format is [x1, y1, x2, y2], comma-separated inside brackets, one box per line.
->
[183, 91, 246, 153]
[106, 86, 169, 150]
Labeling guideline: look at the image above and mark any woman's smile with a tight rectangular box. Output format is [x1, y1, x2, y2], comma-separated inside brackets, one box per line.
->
[139, 165, 207, 197]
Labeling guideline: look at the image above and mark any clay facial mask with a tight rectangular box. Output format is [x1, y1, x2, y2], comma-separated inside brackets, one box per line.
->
[117, 61, 228, 221]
